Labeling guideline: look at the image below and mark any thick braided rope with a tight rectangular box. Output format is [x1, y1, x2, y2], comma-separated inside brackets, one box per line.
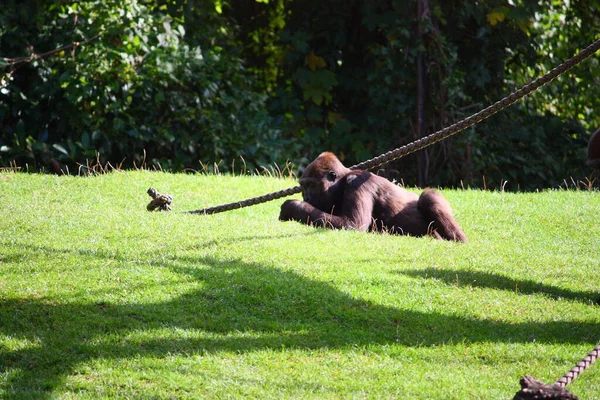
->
[555, 344, 600, 388]
[187, 37, 600, 215]
[187, 186, 302, 214]
[353, 37, 600, 171]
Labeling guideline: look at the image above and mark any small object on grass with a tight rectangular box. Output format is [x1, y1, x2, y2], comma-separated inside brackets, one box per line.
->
[146, 188, 173, 212]
[513, 344, 599, 400]
[513, 376, 578, 400]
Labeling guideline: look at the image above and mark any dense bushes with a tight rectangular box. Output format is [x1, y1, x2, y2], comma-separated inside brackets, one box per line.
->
[0, 0, 285, 172]
[1, 0, 599, 189]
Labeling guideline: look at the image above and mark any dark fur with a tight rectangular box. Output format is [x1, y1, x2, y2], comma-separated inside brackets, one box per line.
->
[279, 152, 467, 242]
[587, 128, 600, 170]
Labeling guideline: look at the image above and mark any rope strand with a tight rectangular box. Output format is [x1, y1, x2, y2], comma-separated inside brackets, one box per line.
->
[556, 344, 600, 388]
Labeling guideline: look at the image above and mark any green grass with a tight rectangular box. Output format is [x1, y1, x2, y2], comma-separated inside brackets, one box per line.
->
[1, 170, 599, 399]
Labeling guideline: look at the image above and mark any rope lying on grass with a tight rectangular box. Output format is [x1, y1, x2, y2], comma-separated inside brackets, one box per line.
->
[513, 344, 600, 400]
[146, 37, 600, 214]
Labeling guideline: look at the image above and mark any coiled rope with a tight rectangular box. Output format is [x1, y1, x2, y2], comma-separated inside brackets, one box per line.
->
[177, 37, 600, 215]
[513, 344, 599, 399]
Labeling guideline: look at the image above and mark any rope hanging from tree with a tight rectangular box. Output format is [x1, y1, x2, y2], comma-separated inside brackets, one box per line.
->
[145, 36, 600, 215]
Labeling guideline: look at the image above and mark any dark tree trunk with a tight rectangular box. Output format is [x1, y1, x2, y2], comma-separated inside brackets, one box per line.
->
[416, 0, 429, 187]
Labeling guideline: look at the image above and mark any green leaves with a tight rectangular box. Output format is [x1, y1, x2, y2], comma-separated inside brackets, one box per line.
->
[0, 0, 597, 190]
[0, 0, 284, 173]
[296, 67, 337, 106]
[487, 9, 507, 26]
[52, 143, 69, 157]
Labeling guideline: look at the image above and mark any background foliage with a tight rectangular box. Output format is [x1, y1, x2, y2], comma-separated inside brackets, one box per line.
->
[1, 0, 599, 189]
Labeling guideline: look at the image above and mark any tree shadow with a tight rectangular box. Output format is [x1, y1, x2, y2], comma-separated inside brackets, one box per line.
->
[191, 230, 323, 249]
[397, 268, 600, 305]
[1, 246, 598, 398]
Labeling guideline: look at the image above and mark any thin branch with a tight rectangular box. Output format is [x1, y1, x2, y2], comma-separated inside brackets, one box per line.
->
[1, 33, 101, 66]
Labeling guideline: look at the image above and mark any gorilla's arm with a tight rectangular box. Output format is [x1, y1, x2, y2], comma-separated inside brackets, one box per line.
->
[279, 178, 375, 231]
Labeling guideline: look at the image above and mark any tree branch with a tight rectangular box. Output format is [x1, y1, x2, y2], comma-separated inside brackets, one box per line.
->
[1, 33, 101, 66]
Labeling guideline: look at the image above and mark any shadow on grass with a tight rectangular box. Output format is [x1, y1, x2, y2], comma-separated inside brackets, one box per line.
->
[1, 242, 598, 398]
[193, 230, 323, 249]
[397, 268, 600, 305]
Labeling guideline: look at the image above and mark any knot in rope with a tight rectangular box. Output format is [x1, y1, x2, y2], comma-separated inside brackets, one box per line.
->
[513, 344, 600, 400]
[146, 188, 173, 212]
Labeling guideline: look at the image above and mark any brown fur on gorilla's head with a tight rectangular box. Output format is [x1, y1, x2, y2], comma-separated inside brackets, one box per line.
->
[299, 152, 350, 212]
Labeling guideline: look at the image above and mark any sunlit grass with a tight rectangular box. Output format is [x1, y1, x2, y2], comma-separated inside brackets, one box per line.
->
[1, 171, 599, 399]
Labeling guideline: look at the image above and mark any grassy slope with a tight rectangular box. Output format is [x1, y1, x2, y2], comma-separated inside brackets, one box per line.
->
[0, 170, 599, 399]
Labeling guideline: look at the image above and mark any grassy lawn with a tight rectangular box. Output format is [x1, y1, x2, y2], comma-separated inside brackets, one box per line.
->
[1, 170, 599, 399]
